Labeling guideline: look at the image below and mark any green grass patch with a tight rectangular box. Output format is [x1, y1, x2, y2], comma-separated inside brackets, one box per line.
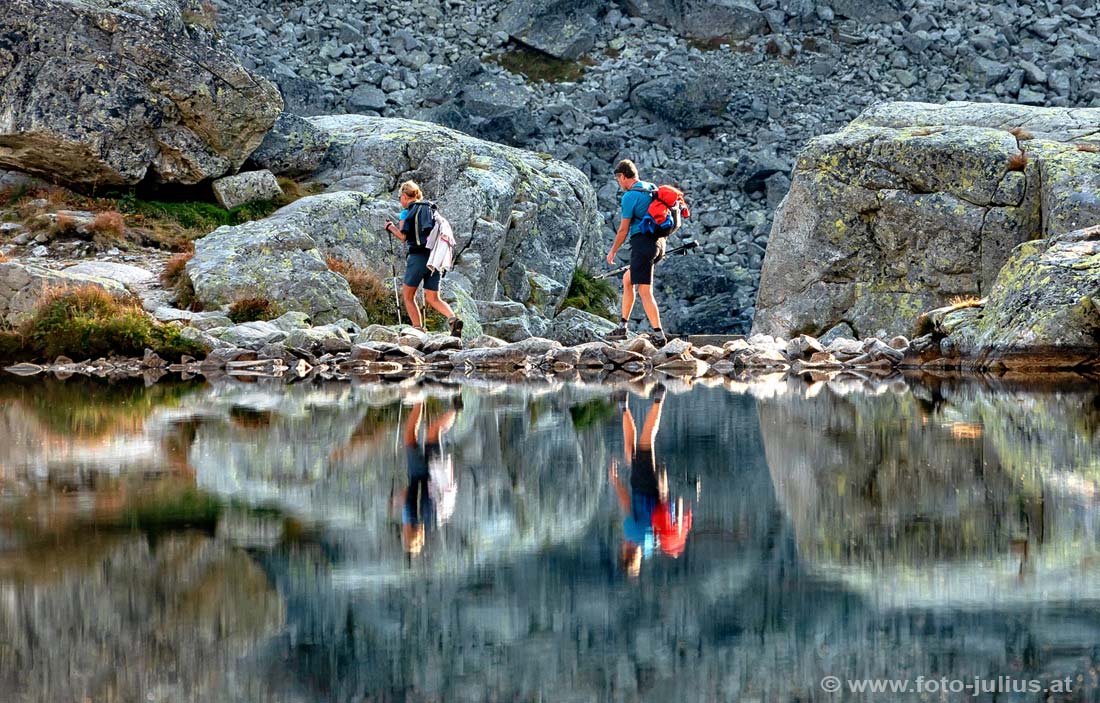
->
[560, 268, 618, 320]
[569, 398, 616, 429]
[490, 45, 595, 83]
[10, 285, 206, 362]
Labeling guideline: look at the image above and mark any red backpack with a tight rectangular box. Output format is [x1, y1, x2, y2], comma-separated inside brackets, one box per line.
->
[643, 184, 690, 237]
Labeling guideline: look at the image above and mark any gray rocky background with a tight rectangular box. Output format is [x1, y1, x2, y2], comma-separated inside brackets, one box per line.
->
[211, 0, 1100, 334]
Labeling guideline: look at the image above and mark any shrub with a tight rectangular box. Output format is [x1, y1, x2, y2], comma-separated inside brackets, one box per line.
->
[88, 210, 127, 248]
[16, 285, 206, 361]
[88, 210, 126, 238]
[50, 212, 79, 237]
[228, 296, 282, 323]
[1006, 151, 1029, 172]
[161, 252, 198, 310]
[326, 256, 399, 325]
[560, 268, 618, 320]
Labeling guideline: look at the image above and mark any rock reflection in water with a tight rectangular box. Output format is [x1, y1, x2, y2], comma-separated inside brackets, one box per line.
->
[1, 373, 1100, 702]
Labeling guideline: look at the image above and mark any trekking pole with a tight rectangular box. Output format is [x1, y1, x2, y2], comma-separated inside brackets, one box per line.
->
[594, 240, 699, 280]
[386, 223, 403, 325]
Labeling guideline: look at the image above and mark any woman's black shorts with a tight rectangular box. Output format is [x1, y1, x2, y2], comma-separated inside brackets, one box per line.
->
[629, 233, 663, 285]
[404, 251, 441, 291]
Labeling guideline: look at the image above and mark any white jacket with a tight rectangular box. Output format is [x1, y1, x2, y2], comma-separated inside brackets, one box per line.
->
[426, 214, 456, 274]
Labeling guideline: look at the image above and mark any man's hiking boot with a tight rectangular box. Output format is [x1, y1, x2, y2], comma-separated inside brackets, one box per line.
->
[606, 322, 628, 340]
[447, 316, 464, 338]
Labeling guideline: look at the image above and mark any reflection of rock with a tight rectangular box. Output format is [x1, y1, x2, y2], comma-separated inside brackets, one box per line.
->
[188, 384, 610, 577]
[0, 533, 284, 703]
[758, 374, 1100, 606]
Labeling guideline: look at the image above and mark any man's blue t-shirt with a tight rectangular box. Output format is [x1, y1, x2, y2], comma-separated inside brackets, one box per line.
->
[621, 182, 655, 236]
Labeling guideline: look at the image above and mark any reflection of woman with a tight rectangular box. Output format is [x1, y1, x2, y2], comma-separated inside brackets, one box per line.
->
[396, 400, 459, 556]
[609, 385, 693, 578]
[383, 180, 464, 335]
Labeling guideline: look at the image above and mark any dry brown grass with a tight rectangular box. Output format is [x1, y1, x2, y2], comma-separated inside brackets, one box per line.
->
[88, 211, 125, 238]
[1008, 127, 1034, 141]
[948, 295, 983, 307]
[1076, 143, 1100, 153]
[161, 252, 198, 310]
[228, 296, 282, 323]
[0, 253, 9, 263]
[326, 256, 398, 324]
[1006, 151, 1029, 172]
[51, 212, 79, 237]
[911, 127, 945, 137]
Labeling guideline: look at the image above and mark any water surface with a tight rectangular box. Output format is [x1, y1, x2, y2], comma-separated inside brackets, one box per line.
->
[1, 373, 1098, 702]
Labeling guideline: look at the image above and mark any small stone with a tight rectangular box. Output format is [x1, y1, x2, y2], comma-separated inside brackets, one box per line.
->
[211, 170, 283, 210]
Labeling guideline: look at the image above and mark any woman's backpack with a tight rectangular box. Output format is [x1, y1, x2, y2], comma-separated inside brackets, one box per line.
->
[402, 201, 437, 248]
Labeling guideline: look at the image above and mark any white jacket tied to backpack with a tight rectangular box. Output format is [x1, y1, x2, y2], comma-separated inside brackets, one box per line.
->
[426, 214, 455, 274]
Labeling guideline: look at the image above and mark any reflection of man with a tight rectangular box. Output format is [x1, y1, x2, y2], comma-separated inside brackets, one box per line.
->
[397, 399, 460, 556]
[609, 384, 693, 577]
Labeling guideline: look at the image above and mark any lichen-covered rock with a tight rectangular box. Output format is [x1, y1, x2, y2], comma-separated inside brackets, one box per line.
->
[244, 113, 331, 178]
[624, 0, 767, 40]
[307, 115, 600, 319]
[187, 213, 367, 325]
[209, 321, 287, 350]
[0, 0, 282, 187]
[498, 0, 599, 60]
[545, 307, 617, 346]
[0, 261, 128, 325]
[211, 170, 282, 210]
[754, 101, 1100, 339]
[922, 226, 1100, 369]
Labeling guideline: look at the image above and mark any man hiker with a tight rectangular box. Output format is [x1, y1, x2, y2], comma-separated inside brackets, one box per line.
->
[384, 180, 464, 336]
[605, 159, 667, 347]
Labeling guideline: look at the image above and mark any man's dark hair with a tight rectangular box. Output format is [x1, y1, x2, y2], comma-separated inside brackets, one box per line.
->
[614, 159, 638, 179]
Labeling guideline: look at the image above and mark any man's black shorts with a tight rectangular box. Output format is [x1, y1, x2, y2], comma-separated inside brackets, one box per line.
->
[629, 233, 663, 285]
[404, 251, 441, 291]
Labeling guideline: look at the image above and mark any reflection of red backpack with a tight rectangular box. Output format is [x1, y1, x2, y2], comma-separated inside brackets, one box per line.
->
[642, 184, 690, 238]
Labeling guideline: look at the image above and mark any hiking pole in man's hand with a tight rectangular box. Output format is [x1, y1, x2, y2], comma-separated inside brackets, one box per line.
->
[595, 240, 699, 280]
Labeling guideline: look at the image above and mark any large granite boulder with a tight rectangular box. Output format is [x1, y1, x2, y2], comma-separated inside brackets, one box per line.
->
[417, 58, 538, 147]
[0, 0, 282, 187]
[306, 115, 601, 318]
[918, 225, 1100, 369]
[498, 0, 600, 60]
[623, 0, 768, 40]
[753, 101, 1100, 339]
[187, 214, 368, 324]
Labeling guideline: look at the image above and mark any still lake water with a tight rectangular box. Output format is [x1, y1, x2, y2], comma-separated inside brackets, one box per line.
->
[1, 372, 1099, 702]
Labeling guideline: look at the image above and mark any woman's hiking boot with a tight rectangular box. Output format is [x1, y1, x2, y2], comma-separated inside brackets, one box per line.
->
[447, 316, 464, 338]
[649, 330, 668, 348]
[606, 321, 628, 340]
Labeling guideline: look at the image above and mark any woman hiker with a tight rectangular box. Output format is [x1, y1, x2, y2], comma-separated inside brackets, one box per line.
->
[384, 180, 464, 336]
